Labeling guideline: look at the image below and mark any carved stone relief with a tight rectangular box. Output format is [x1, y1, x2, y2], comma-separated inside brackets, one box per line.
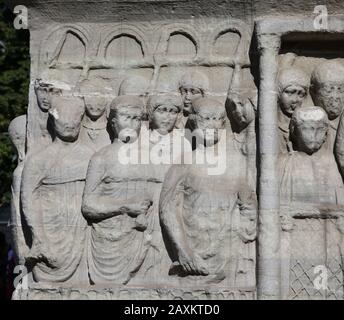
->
[8, 1, 344, 300]
[21, 96, 93, 285]
[159, 97, 257, 295]
[256, 16, 344, 300]
[8, 115, 30, 265]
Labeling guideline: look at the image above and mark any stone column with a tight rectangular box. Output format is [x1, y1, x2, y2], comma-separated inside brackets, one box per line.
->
[256, 33, 281, 300]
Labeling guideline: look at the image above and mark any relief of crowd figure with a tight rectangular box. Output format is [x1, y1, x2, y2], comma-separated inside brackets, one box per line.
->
[276, 59, 344, 188]
[76, 82, 112, 152]
[279, 106, 344, 209]
[276, 59, 344, 299]
[159, 96, 257, 290]
[9, 66, 258, 296]
[277, 66, 310, 154]
[177, 70, 209, 129]
[139, 93, 192, 285]
[225, 67, 257, 188]
[20, 95, 94, 285]
[8, 115, 30, 265]
[311, 61, 344, 155]
[279, 106, 344, 299]
[33, 79, 70, 150]
[82, 95, 154, 285]
[226, 67, 257, 137]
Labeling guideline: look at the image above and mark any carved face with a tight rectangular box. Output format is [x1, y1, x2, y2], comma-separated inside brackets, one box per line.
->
[229, 97, 255, 129]
[9, 125, 26, 162]
[11, 130, 25, 159]
[50, 97, 85, 142]
[180, 86, 203, 115]
[279, 85, 307, 117]
[193, 104, 226, 147]
[112, 106, 143, 143]
[35, 86, 52, 111]
[84, 97, 107, 120]
[151, 104, 179, 135]
[53, 109, 84, 142]
[35, 86, 61, 112]
[314, 83, 344, 120]
[293, 120, 328, 155]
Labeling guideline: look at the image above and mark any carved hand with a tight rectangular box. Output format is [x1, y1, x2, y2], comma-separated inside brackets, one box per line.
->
[26, 237, 59, 269]
[134, 214, 148, 231]
[125, 199, 153, 217]
[178, 249, 209, 276]
[238, 217, 257, 242]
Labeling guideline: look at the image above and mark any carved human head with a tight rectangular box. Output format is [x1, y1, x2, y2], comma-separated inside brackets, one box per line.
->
[179, 70, 209, 116]
[118, 75, 149, 97]
[290, 106, 329, 155]
[311, 60, 344, 120]
[83, 96, 108, 121]
[109, 95, 145, 143]
[49, 96, 85, 142]
[34, 79, 70, 112]
[190, 96, 226, 147]
[147, 93, 183, 135]
[277, 67, 310, 117]
[226, 93, 256, 131]
[77, 81, 109, 120]
[8, 115, 27, 162]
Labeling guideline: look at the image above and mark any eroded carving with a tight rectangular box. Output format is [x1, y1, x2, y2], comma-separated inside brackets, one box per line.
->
[82, 96, 153, 285]
[8, 115, 30, 264]
[311, 60, 344, 153]
[21, 96, 93, 284]
[177, 70, 209, 128]
[140, 93, 191, 284]
[33, 79, 71, 149]
[160, 97, 257, 289]
[118, 75, 150, 97]
[277, 67, 310, 153]
[77, 82, 111, 152]
[279, 106, 344, 299]
[13, 11, 262, 300]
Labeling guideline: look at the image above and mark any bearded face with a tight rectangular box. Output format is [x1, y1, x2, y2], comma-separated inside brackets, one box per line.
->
[111, 106, 143, 143]
[314, 83, 344, 120]
[193, 105, 226, 147]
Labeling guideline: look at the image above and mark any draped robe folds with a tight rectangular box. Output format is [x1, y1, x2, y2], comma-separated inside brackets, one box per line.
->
[278, 110, 293, 154]
[279, 149, 344, 207]
[335, 112, 344, 180]
[279, 149, 344, 299]
[160, 140, 257, 289]
[175, 115, 188, 129]
[85, 141, 162, 285]
[131, 130, 192, 286]
[80, 120, 111, 152]
[322, 120, 339, 154]
[10, 162, 30, 263]
[21, 142, 94, 284]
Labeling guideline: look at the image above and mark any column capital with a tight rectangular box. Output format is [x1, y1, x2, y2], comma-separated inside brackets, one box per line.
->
[257, 33, 281, 54]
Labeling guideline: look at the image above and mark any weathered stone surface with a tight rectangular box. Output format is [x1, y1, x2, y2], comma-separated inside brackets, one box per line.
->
[7, 0, 344, 299]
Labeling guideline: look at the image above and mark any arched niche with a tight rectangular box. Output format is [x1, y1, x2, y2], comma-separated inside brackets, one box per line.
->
[166, 32, 197, 59]
[105, 34, 144, 64]
[42, 25, 90, 68]
[57, 31, 86, 64]
[213, 30, 241, 57]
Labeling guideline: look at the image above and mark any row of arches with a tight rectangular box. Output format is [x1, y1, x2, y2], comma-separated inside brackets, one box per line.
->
[42, 22, 250, 68]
